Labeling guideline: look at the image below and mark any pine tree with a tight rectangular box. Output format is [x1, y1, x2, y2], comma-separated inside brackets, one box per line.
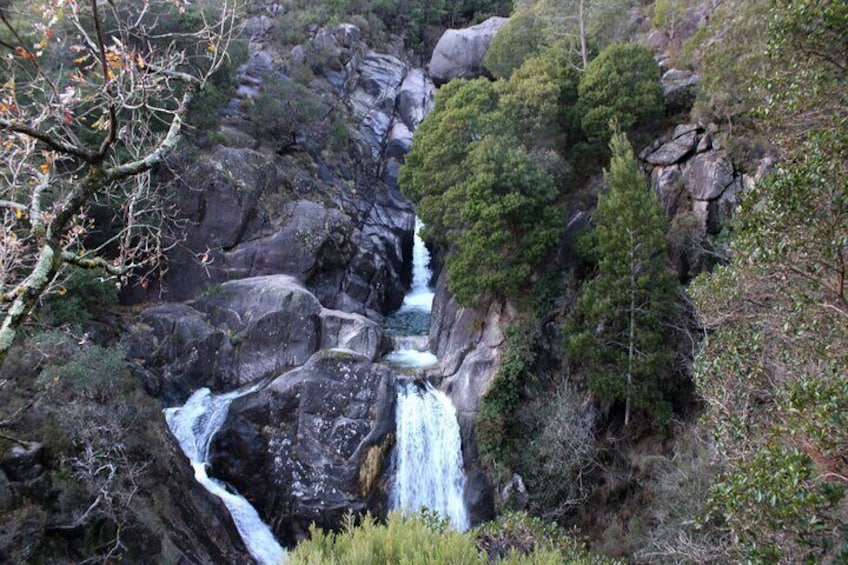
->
[569, 127, 678, 427]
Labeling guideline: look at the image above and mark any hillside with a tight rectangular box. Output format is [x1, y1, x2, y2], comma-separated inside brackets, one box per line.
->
[1, 0, 846, 563]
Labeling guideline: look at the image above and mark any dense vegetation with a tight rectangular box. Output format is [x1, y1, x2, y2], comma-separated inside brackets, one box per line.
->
[406, 0, 847, 561]
[400, 42, 661, 306]
[567, 128, 679, 429]
[272, 0, 512, 54]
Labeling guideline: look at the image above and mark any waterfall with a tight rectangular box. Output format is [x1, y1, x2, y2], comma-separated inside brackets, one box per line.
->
[403, 217, 435, 312]
[393, 382, 469, 530]
[165, 387, 287, 565]
[384, 218, 437, 368]
[387, 217, 469, 530]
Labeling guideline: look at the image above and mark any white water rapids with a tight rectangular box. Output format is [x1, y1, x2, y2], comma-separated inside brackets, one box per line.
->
[165, 387, 286, 565]
[387, 218, 470, 530]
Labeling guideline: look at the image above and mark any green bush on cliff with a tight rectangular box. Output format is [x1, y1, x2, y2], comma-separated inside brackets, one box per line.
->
[483, 7, 545, 79]
[577, 43, 663, 144]
[400, 52, 576, 306]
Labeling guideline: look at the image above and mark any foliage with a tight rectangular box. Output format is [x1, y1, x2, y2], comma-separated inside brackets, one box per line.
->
[290, 511, 613, 564]
[483, 7, 545, 79]
[476, 511, 619, 564]
[684, 0, 770, 129]
[477, 322, 539, 472]
[399, 78, 498, 247]
[38, 268, 119, 328]
[0, 331, 167, 562]
[0, 0, 240, 365]
[248, 74, 329, 151]
[495, 48, 581, 151]
[707, 446, 842, 562]
[522, 381, 596, 513]
[567, 129, 678, 428]
[270, 0, 511, 55]
[690, 132, 848, 561]
[401, 50, 580, 305]
[290, 513, 481, 564]
[576, 43, 663, 144]
[445, 136, 565, 305]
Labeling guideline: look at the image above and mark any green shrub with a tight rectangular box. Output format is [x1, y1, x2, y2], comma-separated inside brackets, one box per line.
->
[290, 511, 614, 564]
[477, 322, 539, 474]
[707, 446, 841, 562]
[577, 43, 663, 144]
[248, 74, 329, 150]
[484, 8, 544, 79]
[290, 513, 481, 564]
[39, 268, 119, 328]
[476, 511, 618, 564]
[36, 340, 132, 403]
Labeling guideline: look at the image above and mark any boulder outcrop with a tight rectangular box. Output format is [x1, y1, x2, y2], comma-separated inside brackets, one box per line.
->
[128, 275, 383, 404]
[641, 124, 747, 238]
[209, 350, 396, 545]
[429, 17, 509, 84]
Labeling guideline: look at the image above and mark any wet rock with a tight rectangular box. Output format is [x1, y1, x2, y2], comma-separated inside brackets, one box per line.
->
[209, 350, 396, 545]
[396, 68, 435, 130]
[1, 442, 46, 483]
[193, 275, 324, 384]
[131, 275, 385, 399]
[430, 272, 507, 523]
[130, 303, 229, 404]
[349, 52, 408, 161]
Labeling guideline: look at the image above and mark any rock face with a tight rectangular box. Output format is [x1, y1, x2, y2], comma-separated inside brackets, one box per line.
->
[128, 275, 383, 404]
[641, 123, 746, 237]
[129, 20, 440, 318]
[429, 17, 509, 84]
[429, 271, 509, 523]
[638, 122, 777, 279]
[662, 69, 700, 114]
[209, 350, 396, 545]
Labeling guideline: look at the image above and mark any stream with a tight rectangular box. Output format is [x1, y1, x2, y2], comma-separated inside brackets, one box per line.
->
[385, 218, 470, 530]
[164, 218, 469, 563]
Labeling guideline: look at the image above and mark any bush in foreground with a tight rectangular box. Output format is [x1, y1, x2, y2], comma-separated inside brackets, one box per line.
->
[289, 511, 619, 564]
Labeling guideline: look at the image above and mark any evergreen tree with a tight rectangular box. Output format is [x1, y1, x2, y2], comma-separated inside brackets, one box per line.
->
[445, 135, 565, 305]
[576, 43, 663, 144]
[569, 128, 678, 427]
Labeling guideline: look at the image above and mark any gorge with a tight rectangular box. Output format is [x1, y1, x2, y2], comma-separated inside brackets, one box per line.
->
[2, 0, 844, 562]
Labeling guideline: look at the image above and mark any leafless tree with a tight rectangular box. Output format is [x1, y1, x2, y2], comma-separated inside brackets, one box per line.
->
[0, 0, 242, 364]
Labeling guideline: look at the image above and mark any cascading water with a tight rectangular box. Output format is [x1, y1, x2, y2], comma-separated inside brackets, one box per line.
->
[165, 387, 286, 565]
[384, 218, 437, 368]
[386, 218, 470, 530]
[392, 381, 470, 531]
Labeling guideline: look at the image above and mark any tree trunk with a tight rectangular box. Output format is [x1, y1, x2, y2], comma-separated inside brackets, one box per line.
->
[625, 230, 637, 427]
[579, 0, 588, 71]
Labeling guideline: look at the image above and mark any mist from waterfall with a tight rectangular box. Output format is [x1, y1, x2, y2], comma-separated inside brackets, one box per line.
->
[165, 387, 286, 565]
[392, 381, 470, 531]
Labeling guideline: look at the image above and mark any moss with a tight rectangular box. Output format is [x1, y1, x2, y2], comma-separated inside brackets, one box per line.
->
[358, 434, 393, 497]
